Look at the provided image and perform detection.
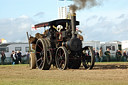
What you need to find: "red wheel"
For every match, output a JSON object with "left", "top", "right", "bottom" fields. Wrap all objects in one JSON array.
[
  {"left": 82, "top": 46, "right": 95, "bottom": 69},
  {"left": 35, "top": 38, "right": 51, "bottom": 70},
  {"left": 55, "top": 46, "right": 68, "bottom": 70}
]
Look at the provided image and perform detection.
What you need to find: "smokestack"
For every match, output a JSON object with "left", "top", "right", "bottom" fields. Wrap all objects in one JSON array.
[{"left": 71, "top": 12, "right": 76, "bottom": 38}]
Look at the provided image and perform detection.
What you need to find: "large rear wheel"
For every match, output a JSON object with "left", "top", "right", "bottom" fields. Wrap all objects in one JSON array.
[
  {"left": 35, "top": 38, "right": 51, "bottom": 70},
  {"left": 55, "top": 46, "right": 68, "bottom": 70},
  {"left": 82, "top": 46, "right": 95, "bottom": 69},
  {"left": 44, "top": 38, "right": 52, "bottom": 65}
]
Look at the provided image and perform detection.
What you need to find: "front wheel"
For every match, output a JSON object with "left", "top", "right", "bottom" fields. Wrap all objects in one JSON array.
[
  {"left": 55, "top": 46, "right": 69, "bottom": 70},
  {"left": 82, "top": 46, "right": 95, "bottom": 69},
  {"left": 29, "top": 52, "right": 36, "bottom": 69}
]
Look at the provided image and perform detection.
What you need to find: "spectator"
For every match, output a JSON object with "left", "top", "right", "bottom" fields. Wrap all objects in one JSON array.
[
  {"left": 1, "top": 51, "right": 6, "bottom": 65},
  {"left": 15, "top": 52, "right": 19, "bottom": 64},
  {"left": 116, "top": 50, "right": 118, "bottom": 61},
  {"left": 116, "top": 50, "right": 122, "bottom": 61},
  {"left": 93, "top": 48, "right": 95, "bottom": 57},
  {"left": 123, "top": 50, "right": 127, "bottom": 62},
  {"left": 17, "top": 51, "right": 22, "bottom": 64},
  {"left": 95, "top": 51, "right": 100, "bottom": 62},
  {"left": 99, "top": 48, "right": 103, "bottom": 62},
  {"left": 127, "top": 51, "right": 128, "bottom": 62},
  {"left": 104, "top": 48, "right": 110, "bottom": 62},
  {"left": 11, "top": 51, "right": 17, "bottom": 65},
  {"left": 26, "top": 51, "right": 30, "bottom": 64}
]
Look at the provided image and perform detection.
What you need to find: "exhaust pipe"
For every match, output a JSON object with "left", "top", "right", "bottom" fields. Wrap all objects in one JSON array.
[{"left": 71, "top": 12, "right": 76, "bottom": 38}]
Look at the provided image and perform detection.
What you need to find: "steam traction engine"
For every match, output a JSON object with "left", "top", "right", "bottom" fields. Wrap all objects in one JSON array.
[{"left": 29, "top": 13, "right": 95, "bottom": 70}]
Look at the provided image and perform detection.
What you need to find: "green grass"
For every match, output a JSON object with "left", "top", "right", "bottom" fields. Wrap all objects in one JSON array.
[
  {"left": 0, "top": 62, "right": 128, "bottom": 85},
  {"left": 95, "top": 62, "right": 128, "bottom": 64}
]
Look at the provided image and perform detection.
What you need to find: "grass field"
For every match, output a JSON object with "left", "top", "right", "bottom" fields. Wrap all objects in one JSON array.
[{"left": 0, "top": 62, "right": 128, "bottom": 85}]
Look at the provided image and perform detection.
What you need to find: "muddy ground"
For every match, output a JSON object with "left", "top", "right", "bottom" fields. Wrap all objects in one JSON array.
[{"left": 0, "top": 62, "right": 128, "bottom": 85}]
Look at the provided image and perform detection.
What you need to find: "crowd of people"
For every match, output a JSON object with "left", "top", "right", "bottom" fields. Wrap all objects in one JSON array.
[
  {"left": 94, "top": 48, "right": 128, "bottom": 62},
  {"left": 1, "top": 48, "right": 128, "bottom": 65},
  {"left": 10, "top": 50, "right": 30, "bottom": 65},
  {"left": 0, "top": 51, "right": 30, "bottom": 65},
  {"left": 11, "top": 50, "right": 22, "bottom": 64}
]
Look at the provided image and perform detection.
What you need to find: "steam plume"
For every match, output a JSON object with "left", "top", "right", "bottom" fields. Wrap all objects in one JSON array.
[{"left": 70, "top": 0, "right": 102, "bottom": 12}]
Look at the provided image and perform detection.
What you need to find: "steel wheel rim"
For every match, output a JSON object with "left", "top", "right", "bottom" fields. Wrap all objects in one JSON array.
[
  {"left": 47, "top": 50, "right": 52, "bottom": 65},
  {"left": 83, "top": 47, "right": 95, "bottom": 69},
  {"left": 57, "top": 48, "right": 65, "bottom": 69},
  {"left": 35, "top": 40, "right": 45, "bottom": 69},
  {"left": 56, "top": 46, "right": 68, "bottom": 70}
]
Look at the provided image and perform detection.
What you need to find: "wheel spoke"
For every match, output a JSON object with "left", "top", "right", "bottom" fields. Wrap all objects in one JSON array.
[
  {"left": 37, "top": 44, "right": 43, "bottom": 51},
  {"left": 58, "top": 52, "right": 61, "bottom": 57},
  {"left": 59, "top": 60, "right": 64, "bottom": 68},
  {"left": 58, "top": 56, "right": 61, "bottom": 61},
  {"left": 36, "top": 51, "right": 41, "bottom": 54},
  {"left": 59, "top": 49, "right": 62, "bottom": 56},
  {"left": 39, "top": 61, "right": 43, "bottom": 68},
  {"left": 62, "top": 52, "right": 65, "bottom": 57},
  {"left": 40, "top": 51, "right": 44, "bottom": 56},
  {"left": 37, "top": 57, "right": 42, "bottom": 62}
]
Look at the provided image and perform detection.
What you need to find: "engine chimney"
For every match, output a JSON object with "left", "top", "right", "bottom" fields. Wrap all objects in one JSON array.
[
  {"left": 66, "top": 11, "right": 82, "bottom": 51},
  {"left": 71, "top": 12, "right": 76, "bottom": 38}
]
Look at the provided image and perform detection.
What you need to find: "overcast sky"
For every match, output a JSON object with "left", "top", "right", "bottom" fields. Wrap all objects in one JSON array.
[{"left": 0, "top": 0, "right": 128, "bottom": 42}]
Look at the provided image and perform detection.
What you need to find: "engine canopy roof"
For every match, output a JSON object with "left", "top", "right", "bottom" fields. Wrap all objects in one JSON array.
[{"left": 35, "top": 19, "right": 79, "bottom": 28}]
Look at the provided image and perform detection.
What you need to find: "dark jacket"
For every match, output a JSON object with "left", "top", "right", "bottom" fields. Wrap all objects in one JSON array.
[
  {"left": 104, "top": 51, "right": 110, "bottom": 57},
  {"left": 1, "top": 52, "right": 6, "bottom": 60}
]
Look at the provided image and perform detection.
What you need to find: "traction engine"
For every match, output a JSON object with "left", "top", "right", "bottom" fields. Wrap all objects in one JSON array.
[{"left": 29, "top": 13, "right": 95, "bottom": 70}]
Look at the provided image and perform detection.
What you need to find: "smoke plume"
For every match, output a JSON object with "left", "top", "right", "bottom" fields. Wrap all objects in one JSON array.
[{"left": 70, "top": 0, "right": 102, "bottom": 12}]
